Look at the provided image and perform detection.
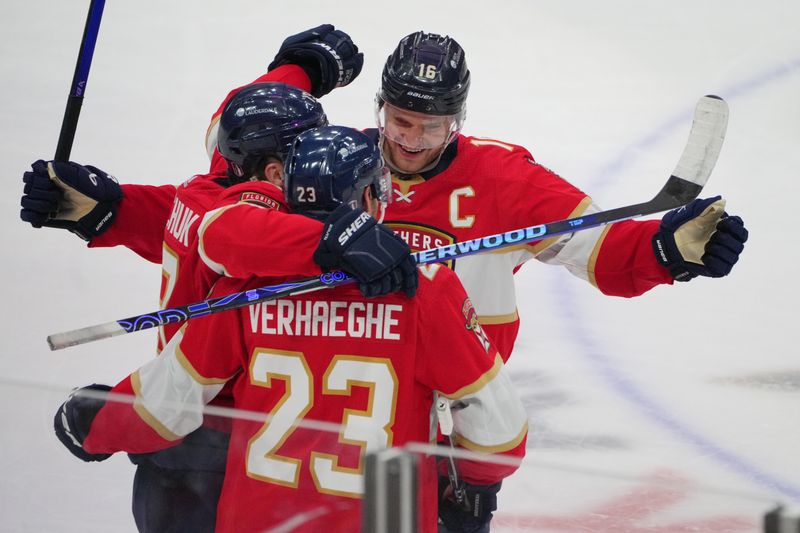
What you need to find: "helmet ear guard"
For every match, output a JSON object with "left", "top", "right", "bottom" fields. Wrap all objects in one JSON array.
[{"left": 217, "top": 82, "right": 328, "bottom": 179}]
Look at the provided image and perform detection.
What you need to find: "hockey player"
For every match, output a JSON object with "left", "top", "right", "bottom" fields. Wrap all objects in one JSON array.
[
  {"left": 173, "top": 36, "right": 749, "bottom": 529},
  {"left": 22, "top": 27, "right": 414, "bottom": 533},
  {"left": 24, "top": 27, "right": 748, "bottom": 528},
  {"left": 369, "top": 31, "right": 749, "bottom": 359},
  {"left": 19, "top": 24, "right": 363, "bottom": 263},
  {"left": 123, "top": 81, "right": 320, "bottom": 533},
  {"left": 21, "top": 28, "right": 749, "bottom": 360},
  {"left": 20, "top": 25, "right": 416, "bottom": 313},
  {"left": 42, "top": 82, "right": 414, "bottom": 533},
  {"left": 193, "top": 31, "right": 750, "bottom": 361},
  {"left": 53, "top": 126, "right": 528, "bottom": 533}
]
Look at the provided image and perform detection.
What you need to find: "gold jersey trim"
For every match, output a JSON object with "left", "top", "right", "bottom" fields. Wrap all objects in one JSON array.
[
  {"left": 176, "top": 344, "right": 232, "bottom": 385},
  {"left": 587, "top": 225, "right": 613, "bottom": 289},
  {"left": 478, "top": 310, "right": 519, "bottom": 325},
  {"left": 445, "top": 354, "right": 504, "bottom": 399},
  {"left": 391, "top": 174, "right": 425, "bottom": 196},
  {"left": 198, "top": 204, "right": 239, "bottom": 277}
]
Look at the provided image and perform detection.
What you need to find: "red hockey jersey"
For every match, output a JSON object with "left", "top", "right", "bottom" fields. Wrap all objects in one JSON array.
[
  {"left": 156, "top": 173, "right": 230, "bottom": 350},
  {"left": 89, "top": 65, "right": 673, "bottom": 364},
  {"left": 87, "top": 64, "right": 316, "bottom": 351},
  {"left": 87, "top": 63, "right": 313, "bottom": 263},
  {"left": 195, "top": 183, "right": 323, "bottom": 282},
  {"left": 191, "top": 133, "right": 673, "bottom": 361},
  {"left": 83, "top": 265, "right": 528, "bottom": 533},
  {"left": 382, "top": 134, "right": 672, "bottom": 359}
]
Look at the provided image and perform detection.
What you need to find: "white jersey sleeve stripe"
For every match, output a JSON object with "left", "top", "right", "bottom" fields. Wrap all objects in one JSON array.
[
  {"left": 455, "top": 422, "right": 528, "bottom": 454},
  {"left": 131, "top": 371, "right": 183, "bottom": 442},
  {"left": 134, "top": 329, "right": 228, "bottom": 437},
  {"left": 506, "top": 199, "right": 609, "bottom": 285},
  {"left": 524, "top": 196, "right": 596, "bottom": 257},
  {"left": 586, "top": 225, "right": 613, "bottom": 288},
  {"left": 447, "top": 356, "right": 529, "bottom": 450}
]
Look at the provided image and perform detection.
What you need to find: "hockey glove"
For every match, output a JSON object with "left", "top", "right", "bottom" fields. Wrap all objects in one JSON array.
[
  {"left": 53, "top": 384, "right": 113, "bottom": 463},
  {"left": 438, "top": 476, "right": 501, "bottom": 533},
  {"left": 314, "top": 205, "right": 418, "bottom": 298},
  {"left": 21, "top": 159, "right": 123, "bottom": 241},
  {"left": 267, "top": 24, "right": 363, "bottom": 98},
  {"left": 653, "top": 196, "right": 748, "bottom": 281}
]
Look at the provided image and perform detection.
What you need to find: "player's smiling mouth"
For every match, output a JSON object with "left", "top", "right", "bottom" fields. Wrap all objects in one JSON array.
[{"left": 399, "top": 145, "right": 424, "bottom": 154}]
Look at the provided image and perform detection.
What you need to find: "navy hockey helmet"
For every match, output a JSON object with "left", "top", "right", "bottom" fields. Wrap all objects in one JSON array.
[
  {"left": 284, "top": 126, "right": 391, "bottom": 220},
  {"left": 217, "top": 82, "right": 328, "bottom": 178},
  {"left": 377, "top": 31, "right": 471, "bottom": 116}
]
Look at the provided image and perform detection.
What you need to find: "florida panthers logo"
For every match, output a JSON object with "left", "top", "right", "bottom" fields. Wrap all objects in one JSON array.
[
  {"left": 386, "top": 221, "right": 456, "bottom": 268},
  {"left": 461, "top": 298, "right": 491, "bottom": 354}
]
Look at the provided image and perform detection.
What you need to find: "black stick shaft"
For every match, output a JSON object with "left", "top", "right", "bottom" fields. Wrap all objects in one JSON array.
[{"left": 54, "top": 0, "right": 106, "bottom": 161}]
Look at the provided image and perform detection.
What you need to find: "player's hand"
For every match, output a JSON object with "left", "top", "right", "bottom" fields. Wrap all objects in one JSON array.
[
  {"left": 53, "top": 384, "right": 113, "bottom": 463},
  {"left": 438, "top": 476, "right": 501, "bottom": 533},
  {"left": 652, "top": 196, "right": 748, "bottom": 281},
  {"left": 21, "top": 160, "right": 123, "bottom": 241},
  {"left": 268, "top": 24, "right": 363, "bottom": 98},
  {"left": 314, "top": 205, "right": 418, "bottom": 298}
]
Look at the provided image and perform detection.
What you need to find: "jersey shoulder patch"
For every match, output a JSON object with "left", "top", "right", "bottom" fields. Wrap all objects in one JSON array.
[
  {"left": 212, "top": 180, "right": 287, "bottom": 211},
  {"left": 461, "top": 296, "right": 492, "bottom": 354},
  {"left": 239, "top": 191, "right": 282, "bottom": 210}
]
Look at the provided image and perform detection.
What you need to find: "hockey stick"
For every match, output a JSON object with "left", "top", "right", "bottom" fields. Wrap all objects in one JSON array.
[
  {"left": 435, "top": 396, "right": 471, "bottom": 511},
  {"left": 47, "top": 95, "right": 728, "bottom": 350},
  {"left": 54, "top": 0, "right": 106, "bottom": 161}
]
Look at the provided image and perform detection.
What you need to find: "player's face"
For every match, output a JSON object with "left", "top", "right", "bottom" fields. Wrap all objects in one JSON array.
[{"left": 380, "top": 104, "right": 455, "bottom": 174}]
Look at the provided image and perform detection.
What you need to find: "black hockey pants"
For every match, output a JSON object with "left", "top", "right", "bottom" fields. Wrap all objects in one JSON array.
[{"left": 127, "top": 426, "right": 229, "bottom": 533}]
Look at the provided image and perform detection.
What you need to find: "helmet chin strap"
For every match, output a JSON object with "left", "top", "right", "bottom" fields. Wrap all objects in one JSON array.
[
  {"left": 376, "top": 201, "right": 387, "bottom": 223},
  {"left": 362, "top": 186, "right": 386, "bottom": 222}
]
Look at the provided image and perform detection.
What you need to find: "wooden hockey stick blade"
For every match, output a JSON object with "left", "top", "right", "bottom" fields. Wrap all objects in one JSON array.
[{"left": 47, "top": 95, "right": 727, "bottom": 351}]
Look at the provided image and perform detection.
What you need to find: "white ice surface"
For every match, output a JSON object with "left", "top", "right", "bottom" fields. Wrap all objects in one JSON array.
[{"left": 1, "top": 1, "right": 798, "bottom": 531}]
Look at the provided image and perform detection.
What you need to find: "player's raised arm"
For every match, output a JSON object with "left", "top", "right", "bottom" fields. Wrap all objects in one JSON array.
[{"left": 206, "top": 24, "right": 363, "bottom": 171}]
